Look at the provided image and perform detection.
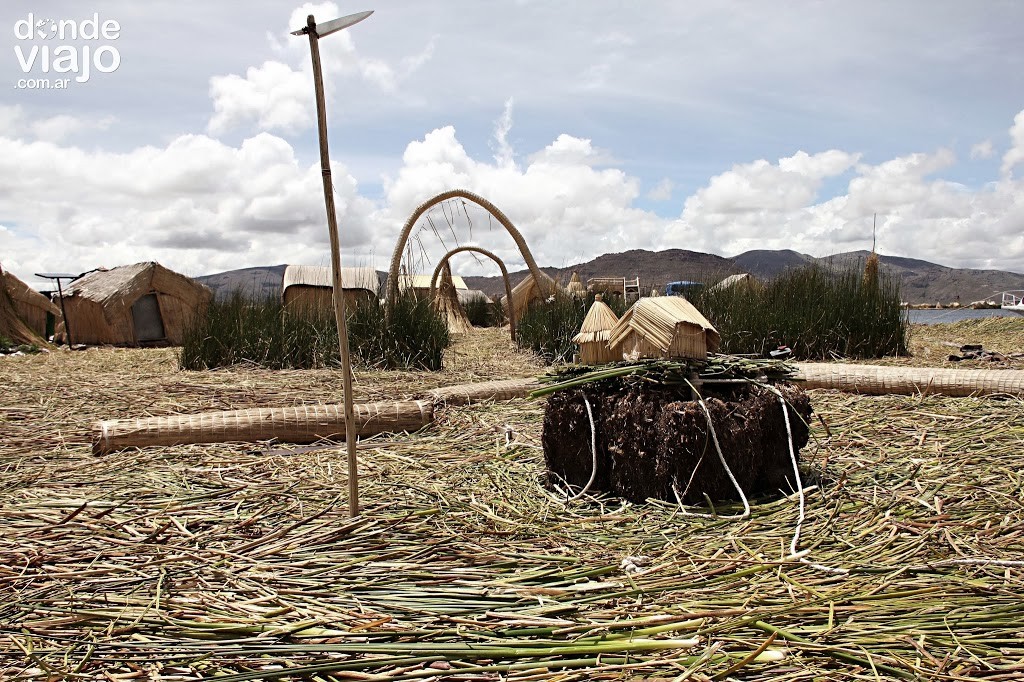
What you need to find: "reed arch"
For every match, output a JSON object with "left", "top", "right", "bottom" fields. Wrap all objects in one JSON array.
[
  {"left": 386, "top": 189, "right": 553, "bottom": 306},
  {"left": 429, "top": 246, "right": 517, "bottom": 339}
]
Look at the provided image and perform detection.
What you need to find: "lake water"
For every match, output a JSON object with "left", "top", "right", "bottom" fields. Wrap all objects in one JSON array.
[{"left": 908, "top": 308, "right": 1024, "bottom": 325}]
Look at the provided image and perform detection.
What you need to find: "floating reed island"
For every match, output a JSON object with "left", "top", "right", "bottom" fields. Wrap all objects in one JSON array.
[
  {"left": 3, "top": 328, "right": 1024, "bottom": 680},
  {"left": 537, "top": 357, "right": 811, "bottom": 505}
]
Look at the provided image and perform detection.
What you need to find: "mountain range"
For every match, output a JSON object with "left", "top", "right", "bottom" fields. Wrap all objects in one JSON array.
[{"left": 195, "top": 249, "right": 1024, "bottom": 305}]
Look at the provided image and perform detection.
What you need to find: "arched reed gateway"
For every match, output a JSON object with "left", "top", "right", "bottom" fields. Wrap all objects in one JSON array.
[
  {"left": 385, "top": 189, "right": 556, "bottom": 317},
  {"left": 428, "top": 245, "right": 517, "bottom": 338}
]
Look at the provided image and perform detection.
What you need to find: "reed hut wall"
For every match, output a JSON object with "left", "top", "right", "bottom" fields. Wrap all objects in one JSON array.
[
  {"left": 579, "top": 339, "right": 620, "bottom": 364},
  {"left": 281, "top": 265, "right": 379, "bottom": 313},
  {"left": 57, "top": 262, "right": 212, "bottom": 346},
  {"left": 3, "top": 270, "right": 59, "bottom": 339}
]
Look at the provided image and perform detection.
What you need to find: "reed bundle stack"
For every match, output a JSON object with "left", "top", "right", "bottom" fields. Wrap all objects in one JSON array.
[{"left": 433, "top": 262, "right": 473, "bottom": 334}]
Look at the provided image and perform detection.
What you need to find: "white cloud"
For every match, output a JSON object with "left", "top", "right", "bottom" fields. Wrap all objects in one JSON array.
[
  {"left": 1001, "top": 110, "right": 1024, "bottom": 177},
  {"left": 206, "top": 2, "right": 433, "bottom": 137},
  {"left": 4, "top": 106, "right": 1024, "bottom": 286},
  {"left": 491, "top": 97, "right": 516, "bottom": 169},
  {"left": 647, "top": 178, "right": 673, "bottom": 201},
  {"left": 0, "top": 130, "right": 374, "bottom": 279},
  {"left": 970, "top": 139, "right": 994, "bottom": 160}
]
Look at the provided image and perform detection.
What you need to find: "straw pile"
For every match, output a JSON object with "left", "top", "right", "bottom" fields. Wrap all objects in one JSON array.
[
  {"left": 609, "top": 296, "right": 720, "bottom": 360},
  {"left": 2, "top": 328, "right": 1024, "bottom": 679},
  {"left": 571, "top": 294, "right": 620, "bottom": 364},
  {"left": 434, "top": 262, "right": 473, "bottom": 334}
]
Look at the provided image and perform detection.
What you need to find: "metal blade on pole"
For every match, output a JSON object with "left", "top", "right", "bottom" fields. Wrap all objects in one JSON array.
[{"left": 291, "top": 10, "right": 372, "bottom": 36}]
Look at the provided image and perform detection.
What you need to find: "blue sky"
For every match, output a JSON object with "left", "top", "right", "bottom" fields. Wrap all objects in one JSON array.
[{"left": 2, "top": 0, "right": 1023, "bottom": 287}]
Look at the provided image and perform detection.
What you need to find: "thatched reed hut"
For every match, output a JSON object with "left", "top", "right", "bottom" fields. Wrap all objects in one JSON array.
[
  {"left": 0, "top": 264, "right": 46, "bottom": 346},
  {"left": 282, "top": 265, "right": 379, "bottom": 312},
  {"left": 566, "top": 271, "right": 586, "bottom": 298},
  {"left": 3, "top": 269, "right": 59, "bottom": 340},
  {"left": 399, "top": 273, "right": 468, "bottom": 299},
  {"left": 505, "top": 271, "right": 560, "bottom": 324},
  {"left": 609, "top": 296, "right": 720, "bottom": 361},
  {"left": 57, "top": 262, "right": 212, "bottom": 346},
  {"left": 434, "top": 263, "right": 473, "bottom": 334},
  {"left": 708, "top": 273, "right": 755, "bottom": 292},
  {"left": 457, "top": 289, "right": 491, "bottom": 305},
  {"left": 572, "top": 295, "right": 620, "bottom": 364}
]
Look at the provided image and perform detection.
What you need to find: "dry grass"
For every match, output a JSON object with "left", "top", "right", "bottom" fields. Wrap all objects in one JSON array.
[{"left": 1, "top": 326, "right": 1023, "bottom": 680}]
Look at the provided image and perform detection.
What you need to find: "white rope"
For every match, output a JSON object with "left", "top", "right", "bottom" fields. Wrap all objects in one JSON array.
[
  {"left": 546, "top": 394, "right": 601, "bottom": 503},
  {"left": 673, "top": 389, "right": 750, "bottom": 520},
  {"left": 563, "top": 395, "right": 600, "bottom": 501},
  {"left": 760, "top": 382, "right": 848, "bottom": 574}
]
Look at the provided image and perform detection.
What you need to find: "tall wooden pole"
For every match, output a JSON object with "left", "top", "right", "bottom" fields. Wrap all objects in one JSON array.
[{"left": 305, "top": 14, "right": 360, "bottom": 517}]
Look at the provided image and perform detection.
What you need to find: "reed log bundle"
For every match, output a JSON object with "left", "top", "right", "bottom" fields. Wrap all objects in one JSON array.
[
  {"left": 93, "top": 400, "right": 434, "bottom": 455},
  {"left": 794, "top": 363, "right": 1024, "bottom": 397}
]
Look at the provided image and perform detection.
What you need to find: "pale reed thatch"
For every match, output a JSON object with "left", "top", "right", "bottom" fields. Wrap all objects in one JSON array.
[
  {"left": 708, "top": 272, "right": 755, "bottom": 292},
  {"left": 3, "top": 269, "right": 59, "bottom": 340},
  {"left": 399, "top": 273, "right": 469, "bottom": 295},
  {"left": 566, "top": 271, "right": 586, "bottom": 298},
  {"left": 0, "top": 264, "right": 45, "bottom": 346},
  {"left": 794, "top": 363, "right": 1024, "bottom": 398},
  {"left": 863, "top": 251, "right": 880, "bottom": 289},
  {"left": 508, "top": 271, "right": 560, "bottom": 324},
  {"left": 282, "top": 265, "right": 379, "bottom": 311},
  {"left": 57, "top": 262, "right": 212, "bottom": 346},
  {"left": 93, "top": 400, "right": 434, "bottom": 455},
  {"left": 572, "top": 295, "right": 620, "bottom": 364},
  {"left": 609, "top": 296, "right": 720, "bottom": 361},
  {"left": 434, "top": 262, "right": 473, "bottom": 334}
]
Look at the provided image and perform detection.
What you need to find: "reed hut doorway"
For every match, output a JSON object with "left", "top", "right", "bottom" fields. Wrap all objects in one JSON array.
[{"left": 131, "top": 293, "right": 166, "bottom": 342}]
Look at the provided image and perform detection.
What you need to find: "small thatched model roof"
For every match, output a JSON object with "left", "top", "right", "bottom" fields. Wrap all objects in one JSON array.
[
  {"left": 566, "top": 271, "right": 586, "bottom": 297},
  {"left": 572, "top": 295, "right": 620, "bottom": 364},
  {"left": 0, "top": 264, "right": 46, "bottom": 346},
  {"left": 572, "top": 295, "right": 619, "bottom": 345},
  {"left": 282, "top": 265, "right": 380, "bottom": 295},
  {"left": 709, "top": 273, "right": 754, "bottom": 292},
  {"left": 434, "top": 262, "right": 472, "bottom": 334},
  {"left": 609, "top": 296, "right": 720, "bottom": 360}
]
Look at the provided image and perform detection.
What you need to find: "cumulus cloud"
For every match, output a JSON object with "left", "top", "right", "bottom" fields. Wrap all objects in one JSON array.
[
  {"left": 0, "top": 106, "right": 116, "bottom": 143},
  {"left": 491, "top": 97, "right": 516, "bottom": 169},
  {"left": 970, "top": 139, "right": 994, "bottom": 160},
  {"left": 1001, "top": 110, "right": 1024, "bottom": 177},
  {"left": 206, "top": 2, "right": 434, "bottom": 137},
  {"left": 4, "top": 107, "right": 1024, "bottom": 285},
  {"left": 0, "top": 129, "right": 374, "bottom": 279},
  {"left": 647, "top": 178, "right": 673, "bottom": 201}
]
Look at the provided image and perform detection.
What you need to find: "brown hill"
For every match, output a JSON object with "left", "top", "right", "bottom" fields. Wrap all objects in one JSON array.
[{"left": 195, "top": 250, "right": 1024, "bottom": 306}]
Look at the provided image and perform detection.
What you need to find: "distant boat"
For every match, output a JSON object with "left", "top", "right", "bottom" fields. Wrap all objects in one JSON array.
[{"left": 1001, "top": 291, "right": 1024, "bottom": 314}]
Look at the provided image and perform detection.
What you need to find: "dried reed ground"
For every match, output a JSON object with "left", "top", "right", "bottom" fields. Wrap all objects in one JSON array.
[{"left": 1, "top": 325, "right": 1023, "bottom": 680}]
